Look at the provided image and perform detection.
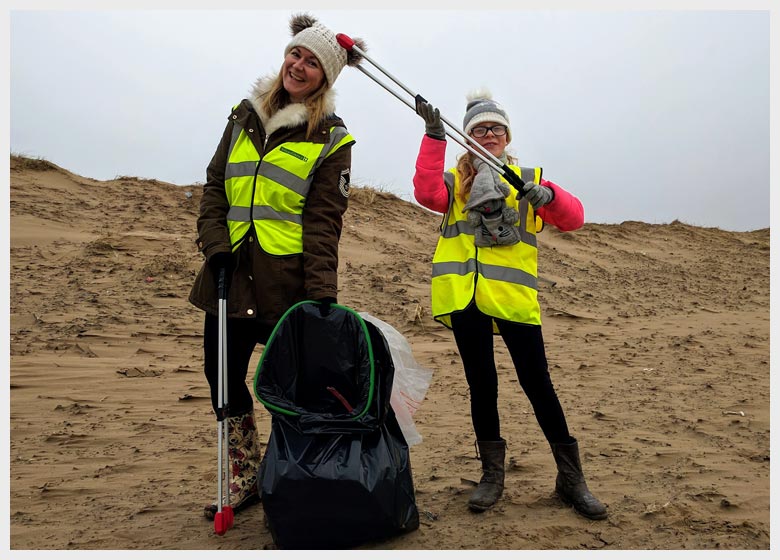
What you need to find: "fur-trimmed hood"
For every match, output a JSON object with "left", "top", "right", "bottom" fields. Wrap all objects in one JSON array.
[{"left": 248, "top": 75, "right": 338, "bottom": 137}]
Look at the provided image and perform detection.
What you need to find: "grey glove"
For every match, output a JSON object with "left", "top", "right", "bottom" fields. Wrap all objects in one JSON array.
[
  {"left": 416, "top": 100, "right": 445, "bottom": 140},
  {"left": 522, "top": 182, "right": 554, "bottom": 209}
]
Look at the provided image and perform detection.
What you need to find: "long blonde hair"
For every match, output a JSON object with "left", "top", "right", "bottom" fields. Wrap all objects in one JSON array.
[
  {"left": 261, "top": 68, "right": 331, "bottom": 139},
  {"left": 455, "top": 151, "right": 517, "bottom": 203}
]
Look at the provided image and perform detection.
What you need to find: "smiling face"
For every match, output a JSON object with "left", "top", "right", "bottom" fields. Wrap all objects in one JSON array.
[
  {"left": 282, "top": 46, "right": 326, "bottom": 102},
  {"left": 469, "top": 121, "right": 509, "bottom": 158}
]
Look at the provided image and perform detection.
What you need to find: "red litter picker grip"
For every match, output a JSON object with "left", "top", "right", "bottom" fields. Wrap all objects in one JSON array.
[{"left": 336, "top": 33, "right": 354, "bottom": 50}]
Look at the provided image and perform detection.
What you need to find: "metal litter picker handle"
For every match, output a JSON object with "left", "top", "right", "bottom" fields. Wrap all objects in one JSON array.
[
  {"left": 214, "top": 267, "right": 234, "bottom": 535},
  {"left": 335, "top": 33, "right": 529, "bottom": 195}
]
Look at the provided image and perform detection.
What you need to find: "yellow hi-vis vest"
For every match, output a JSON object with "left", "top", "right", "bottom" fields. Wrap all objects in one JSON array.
[
  {"left": 224, "top": 120, "right": 354, "bottom": 256},
  {"left": 432, "top": 164, "right": 543, "bottom": 332}
]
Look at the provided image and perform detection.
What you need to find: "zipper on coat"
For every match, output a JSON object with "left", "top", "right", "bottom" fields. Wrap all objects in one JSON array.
[{"left": 249, "top": 161, "right": 261, "bottom": 221}]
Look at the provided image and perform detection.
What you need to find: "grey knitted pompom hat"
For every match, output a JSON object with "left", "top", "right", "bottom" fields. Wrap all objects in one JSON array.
[{"left": 462, "top": 88, "right": 512, "bottom": 142}]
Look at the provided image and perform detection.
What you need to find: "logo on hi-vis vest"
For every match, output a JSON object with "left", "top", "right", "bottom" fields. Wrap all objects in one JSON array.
[
  {"left": 279, "top": 146, "right": 309, "bottom": 162},
  {"left": 339, "top": 168, "right": 351, "bottom": 198}
]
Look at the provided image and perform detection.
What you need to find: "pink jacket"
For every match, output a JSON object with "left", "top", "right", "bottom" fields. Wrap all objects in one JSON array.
[{"left": 413, "top": 135, "right": 584, "bottom": 232}]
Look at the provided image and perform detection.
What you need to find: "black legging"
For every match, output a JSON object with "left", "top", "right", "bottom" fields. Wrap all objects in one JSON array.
[
  {"left": 203, "top": 313, "right": 273, "bottom": 418},
  {"left": 450, "top": 304, "right": 571, "bottom": 444}
]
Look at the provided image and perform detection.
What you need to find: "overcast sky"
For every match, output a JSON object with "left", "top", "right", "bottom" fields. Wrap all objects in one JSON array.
[{"left": 6, "top": 7, "right": 772, "bottom": 232}]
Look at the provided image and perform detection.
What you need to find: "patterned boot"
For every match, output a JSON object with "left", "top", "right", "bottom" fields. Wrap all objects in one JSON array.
[{"left": 203, "top": 411, "right": 262, "bottom": 519}]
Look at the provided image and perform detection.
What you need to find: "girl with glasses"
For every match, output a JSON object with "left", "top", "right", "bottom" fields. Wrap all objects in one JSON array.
[{"left": 412, "top": 89, "right": 607, "bottom": 520}]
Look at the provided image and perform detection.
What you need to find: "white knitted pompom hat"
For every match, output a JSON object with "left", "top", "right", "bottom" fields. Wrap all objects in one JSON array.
[{"left": 285, "top": 13, "right": 366, "bottom": 87}]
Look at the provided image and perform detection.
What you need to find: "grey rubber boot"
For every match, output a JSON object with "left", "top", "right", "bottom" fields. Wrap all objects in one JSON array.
[
  {"left": 550, "top": 438, "right": 608, "bottom": 520},
  {"left": 468, "top": 439, "right": 506, "bottom": 512}
]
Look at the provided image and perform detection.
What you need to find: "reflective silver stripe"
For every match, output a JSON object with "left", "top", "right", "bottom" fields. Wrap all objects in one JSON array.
[
  {"left": 432, "top": 259, "right": 477, "bottom": 278},
  {"left": 516, "top": 167, "right": 539, "bottom": 247},
  {"left": 225, "top": 124, "right": 258, "bottom": 181},
  {"left": 432, "top": 259, "right": 537, "bottom": 290},
  {"left": 325, "top": 126, "right": 351, "bottom": 154},
  {"left": 331, "top": 125, "right": 350, "bottom": 144},
  {"left": 312, "top": 126, "right": 350, "bottom": 171},
  {"left": 252, "top": 126, "right": 350, "bottom": 197},
  {"left": 516, "top": 197, "right": 537, "bottom": 248},
  {"left": 226, "top": 205, "right": 251, "bottom": 222},
  {"left": 479, "top": 262, "right": 537, "bottom": 290},
  {"left": 225, "top": 161, "right": 258, "bottom": 181},
  {"left": 440, "top": 172, "right": 457, "bottom": 232},
  {"left": 251, "top": 205, "right": 302, "bottom": 225},
  {"left": 443, "top": 214, "right": 537, "bottom": 247},
  {"left": 257, "top": 160, "right": 309, "bottom": 197},
  {"left": 444, "top": 171, "right": 455, "bottom": 191},
  {"left": 225, "top": 205, "right": 302, "bottom": 225},
  {"left": 442, "top": 220, "right": 474, "bottom": 238},
  {"left": 441, "top": 169, "right": 537, "bottom": 247},
  {"left": 228, "top": 122, "right": 242, "bottom": 153}
]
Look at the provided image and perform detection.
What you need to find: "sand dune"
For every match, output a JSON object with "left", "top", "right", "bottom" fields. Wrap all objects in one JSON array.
[{"left": 8, "top": 155, "right": 770, "bottom": 550}]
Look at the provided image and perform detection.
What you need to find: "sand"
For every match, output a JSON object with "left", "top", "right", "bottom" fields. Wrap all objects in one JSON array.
[{"left": 7, "top": 155, "right": 770, "bottom": 551}]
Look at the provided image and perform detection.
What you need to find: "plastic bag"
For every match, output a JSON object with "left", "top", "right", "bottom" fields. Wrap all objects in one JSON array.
[
  {"left": 255, "top": 302, "right": 392, "bottom": 434},
  {"left": 359, "top": 312, "right": 433, "bottom": 446},
  {"left": 255, "top": 302, "right": 420, "bottom": 549},
  {"left": 259, "top": 413, "right": 419, "bottom": 549}
]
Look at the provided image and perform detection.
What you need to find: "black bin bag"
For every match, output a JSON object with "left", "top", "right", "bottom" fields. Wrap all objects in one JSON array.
[{"left": 253, "top": 301, "right": 420, "bottom": 549}]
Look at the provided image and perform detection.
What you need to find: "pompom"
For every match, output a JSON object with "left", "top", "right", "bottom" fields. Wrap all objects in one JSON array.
[
  {"left": 466, "top": 88, "right": 494, "bottom": 110},
  {"left": 289, "top": 12, "right": 317, "bottom": 36},
  {"left": 346, "top": 37, "right": 368, "bottom": 67},
  {"left": 466, "top": 87, "right": 493, "bottom": 102}
]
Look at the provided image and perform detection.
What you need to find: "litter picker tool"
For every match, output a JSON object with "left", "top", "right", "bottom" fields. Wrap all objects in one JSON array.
[
  {"left": 213, "top": 267, "right": 234, "bottom": 536},
  {"left": 335, "top": 33, "right": 530, "bottom": 196}
]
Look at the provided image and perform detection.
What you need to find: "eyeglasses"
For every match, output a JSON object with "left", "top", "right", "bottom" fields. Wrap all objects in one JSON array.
[{"left": 470, "top": 125, "right": 507, "bottom": 138}]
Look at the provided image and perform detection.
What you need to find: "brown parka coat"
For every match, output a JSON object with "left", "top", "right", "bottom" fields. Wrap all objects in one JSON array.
[{"left": 188, "top": 76, "right": 353, "bottom": 327}]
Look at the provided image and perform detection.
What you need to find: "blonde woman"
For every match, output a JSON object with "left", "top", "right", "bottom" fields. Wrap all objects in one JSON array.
[{"left": 189, "top": 13, "right": 365, "bottom": 519}]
